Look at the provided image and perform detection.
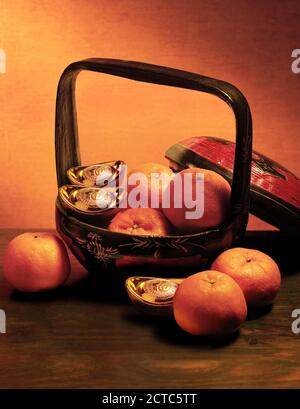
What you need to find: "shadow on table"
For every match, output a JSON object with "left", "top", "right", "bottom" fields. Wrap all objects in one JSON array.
[
  {"left": 246, "top": 304, "right": 273, "bottom": 320},
  {"left": 11, "top": 273, "right": 130, "bottom": 305},
  {"left": 122, "top": 310, "right": 240, "bottom": 348}
]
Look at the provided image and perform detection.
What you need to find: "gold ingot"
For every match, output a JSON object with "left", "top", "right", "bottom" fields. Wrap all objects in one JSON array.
[
  {"left": 125, "top": 276, "right": 183, "bottom": 316},
  {"left": 67, "top": 160, "right": 124, "bottom": 188},
  {"left": 58, "top": 185, "right": 125, "bottom": 226}
]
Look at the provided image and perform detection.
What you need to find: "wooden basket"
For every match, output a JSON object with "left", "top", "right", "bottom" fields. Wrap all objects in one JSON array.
[{"left": 55, "top": 59, "right": 252, "bottom": 274}]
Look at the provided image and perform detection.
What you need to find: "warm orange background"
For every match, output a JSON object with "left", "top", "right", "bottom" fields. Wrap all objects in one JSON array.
[{"left": 0, "top": 0, "right": 299, "bottom": 229}]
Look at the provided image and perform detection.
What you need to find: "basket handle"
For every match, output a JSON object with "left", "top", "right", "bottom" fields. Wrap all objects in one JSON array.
[{"left": 55, "top": 58, "right": 252, "bottom": 234}]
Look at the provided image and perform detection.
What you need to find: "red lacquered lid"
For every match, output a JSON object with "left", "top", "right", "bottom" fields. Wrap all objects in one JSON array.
[{"left": 165, "top": 136, "right": 300, "bottom": 238}]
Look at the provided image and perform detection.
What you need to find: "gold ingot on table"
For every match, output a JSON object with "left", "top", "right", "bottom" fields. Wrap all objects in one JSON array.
[
  {"left": 125, "top": 276, "right": 183, "bottom": 316},
  {"left": 67, "top": 160, "right": 125, "bottom": 188}
]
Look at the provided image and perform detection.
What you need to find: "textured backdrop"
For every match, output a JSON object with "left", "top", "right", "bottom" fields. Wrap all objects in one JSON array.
[{"left": 0, "top": 0, "right": 299, "bottom": 229}]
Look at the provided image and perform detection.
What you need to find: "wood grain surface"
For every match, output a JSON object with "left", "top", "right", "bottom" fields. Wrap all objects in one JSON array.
[{"left": 0, "top": 229, "right": 299, "bottom": 388}]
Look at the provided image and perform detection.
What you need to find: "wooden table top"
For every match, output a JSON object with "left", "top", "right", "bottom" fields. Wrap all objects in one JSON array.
[{"left": 0, "top": 229, "right": 299, "bottom": 389}]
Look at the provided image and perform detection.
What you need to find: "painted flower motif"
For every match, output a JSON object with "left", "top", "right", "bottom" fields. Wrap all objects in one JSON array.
[
  {"left": 61, "top": 218, "right": 209, "bottom": 262},
  {"left": 76, "top": 232, "right": 120, "bottom": 267}
]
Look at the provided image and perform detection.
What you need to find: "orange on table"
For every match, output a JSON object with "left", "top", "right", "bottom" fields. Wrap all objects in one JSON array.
[
  {"left": 3, "top": 232, "right": 70, "bottom": 292},
  {"left": 173, "top": 270, "right": 247, "bottom": 336},
  {"left": 211, "top": 247, "right": 281, "bottom": 307}
]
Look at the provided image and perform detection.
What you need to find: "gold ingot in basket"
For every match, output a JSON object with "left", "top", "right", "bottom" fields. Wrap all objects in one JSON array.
[
  {"left": 67, "top": 160, "right": 125, "bottom": 188},
  {"left": 58, "top": 185, "right": 125, "bottom": 225}
]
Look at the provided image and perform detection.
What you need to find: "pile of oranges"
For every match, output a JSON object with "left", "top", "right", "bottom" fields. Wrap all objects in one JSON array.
[{"left": 108, "top": 162, "right": 231, "bottom": 235}]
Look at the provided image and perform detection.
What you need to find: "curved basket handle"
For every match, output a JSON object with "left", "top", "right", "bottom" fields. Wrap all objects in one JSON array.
[{"left": 55, "top": 58, "right": 252, "bottom": 236}]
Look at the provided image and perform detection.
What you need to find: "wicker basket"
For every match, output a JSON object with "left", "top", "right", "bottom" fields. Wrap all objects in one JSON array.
[{"left": 55, "top": 59, "right": 252, "bottom": 274}]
